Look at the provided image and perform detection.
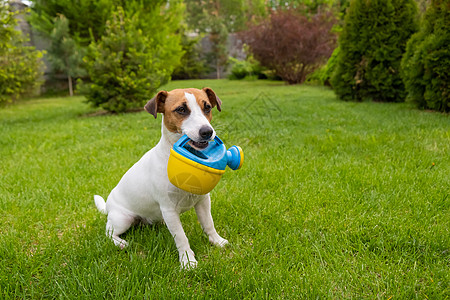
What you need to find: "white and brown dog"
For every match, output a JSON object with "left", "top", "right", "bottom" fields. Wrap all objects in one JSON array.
[{"left": 94, "top": 88, "right": 228, "bottom": 269}]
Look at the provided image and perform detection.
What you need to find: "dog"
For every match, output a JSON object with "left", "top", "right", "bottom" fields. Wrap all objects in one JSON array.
[{"left": 94, "top": 88, "right": 228, "bottom": 269}]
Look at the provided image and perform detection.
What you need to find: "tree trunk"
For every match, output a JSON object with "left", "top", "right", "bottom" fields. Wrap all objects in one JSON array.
[
  {"left": 216, "top": 60, "right": 220, "bottom": 79},
  {"left": 68, "top": 74, "right": 73, "bottom": 97}
]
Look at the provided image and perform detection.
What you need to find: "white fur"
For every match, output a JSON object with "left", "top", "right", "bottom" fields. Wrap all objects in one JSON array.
[
  {"left": 181, "top": 92, "right": 216, "bottom": 142},
  {"left": 94, "top": 91, "right": 227, "bottom": 269}
]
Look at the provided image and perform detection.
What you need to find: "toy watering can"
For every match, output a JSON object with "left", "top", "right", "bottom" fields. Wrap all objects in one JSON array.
[{"left": 167, "top": 135, "right": 243, "bottom": 194}]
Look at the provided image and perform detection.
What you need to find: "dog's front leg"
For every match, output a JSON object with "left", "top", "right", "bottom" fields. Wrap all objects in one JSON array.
[
  {"left": 161, "top": 209, "right": 197, "bottom": 269},
  {"left": 195, "top": 195, "right": 229, "bottom": 247}
]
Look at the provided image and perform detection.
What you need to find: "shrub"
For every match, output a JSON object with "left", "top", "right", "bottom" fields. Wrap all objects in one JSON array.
[
  {"left": 0, "top": 3, "right": 44, "bottom": 104},
  {"left": 331, "top": 0, "right": 418, "bottom": 102},
  {"left": 228, "top": 55, "right": 264, "bottom": 80},
  {"left": 81, "top": 5, "right": 183, "bottom": 113},
  {"left": 401, "top": 0, "right": 450, "bottom": 112},
  {"left": 171, "top": 32, "right": 210, "bottom": 80},
  {"left": 306, "top": 46, "right": 340, "bottom": 86},
  {"left": 240, "top": 8, "right": 337, "bottom": 84}
]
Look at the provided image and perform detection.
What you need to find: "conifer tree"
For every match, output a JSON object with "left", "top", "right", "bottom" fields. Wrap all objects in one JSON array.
[
  {"left": 81, "top": 5, "right": 183, "bottom": 112},
  {"left": 331, "top": 0, "right": 418, "bottom": 102},
  {"left": 401, "top": 0, "right": 450, "bottom": 112},
  {"left": 47, "top": 14, "right": 85, "bottom": 97}
]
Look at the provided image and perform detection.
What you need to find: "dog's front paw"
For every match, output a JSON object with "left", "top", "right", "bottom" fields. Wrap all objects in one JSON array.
[
  {"left": 112, "top": 236, "right": 129, "bottom": 249},
  {"left": 179, "top": 250, "right": 198, "bottom": 270},
  {"left": 181, "top": 259, "right": 198, "bottom": 270},
  {"left": 219, "top": 238, "right": 229, "bottom": 247},
  {"left": 209, "top": 235, "right": 229, "bottom": 248},
  {"left": 217, "top": 238, "right": 229, "bottom": 247}
]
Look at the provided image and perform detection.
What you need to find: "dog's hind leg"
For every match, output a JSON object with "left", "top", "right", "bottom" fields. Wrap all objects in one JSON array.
[{"left": 105, "top": 210, "right": 135, "bottom": 249}]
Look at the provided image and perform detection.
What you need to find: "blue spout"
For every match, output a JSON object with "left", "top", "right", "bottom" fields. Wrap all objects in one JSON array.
[{"left": 226, "top": 145, "right": 244, "bottom": 170}]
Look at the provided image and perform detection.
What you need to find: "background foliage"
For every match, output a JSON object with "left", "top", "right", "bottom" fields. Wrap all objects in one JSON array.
[
  {"left": 47, "top": 14, "right": 85, "bottom": 97},
  {"left": 30, "top": 0, "right": 184, "bottom": 105},
  {"left": 401, "top": 0, "right": 450, "bottom": 112},
  {"left": 306, "top": 46, "right": 340, "bottom": 86},
  {"left": 241, "top": 8, "right": 337, "bottom": 84},
  {"left": 331, "top": 0, "right": 418, "bottom": 102},
  {"left": 81, "top": 5, "right": 183, "bottom": 113},
  {"left": 30, "top": 0, "right": 111, "bottom": 46},
  {"left": 184, "top": 0, "right": 267, "bottom": 79},
  {"left": 171, "top": 29, "right": 211, "bottom": 80},
  {"left": 228, "top": 54, "right": 265, "bottom": 80},
  {"left": 0, "top": 0, "right": 448, "bottom": 113},
  {"left": 0, "top": 2, "right": 44, "bottom": 105}
]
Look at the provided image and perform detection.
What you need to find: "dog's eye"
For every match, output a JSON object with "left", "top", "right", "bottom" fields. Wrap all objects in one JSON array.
[
  {"left": 204, "top": 104, "right": 212, "bottom": 114},
  {"left": 175, "top": 106, "right": 188, "bottom": 115}
]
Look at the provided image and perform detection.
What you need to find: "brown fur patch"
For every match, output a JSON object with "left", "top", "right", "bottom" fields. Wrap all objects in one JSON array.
[
  {"left": 203, "top": 87, "right": 222, "bottom": 112},
  {"left": 161, "top": 88, "right": 215, "bottom": 133}
]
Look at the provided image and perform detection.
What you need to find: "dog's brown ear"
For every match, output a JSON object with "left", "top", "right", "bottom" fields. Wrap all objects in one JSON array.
[
  {"left": 144, "top": 91, "right": 168, "bottom": 119},
  {"left": 203, "top": 87, "right": 222, "bottom": 112}
]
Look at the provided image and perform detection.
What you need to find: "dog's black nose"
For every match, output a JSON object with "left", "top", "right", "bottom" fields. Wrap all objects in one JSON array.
[{"left": 199, "top": 126, "right": 213, "bottom": 140}]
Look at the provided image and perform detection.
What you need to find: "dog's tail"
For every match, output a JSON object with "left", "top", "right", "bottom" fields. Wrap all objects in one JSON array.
[{"left": 94, "top": 195, "right": 107, "bottom": 215}]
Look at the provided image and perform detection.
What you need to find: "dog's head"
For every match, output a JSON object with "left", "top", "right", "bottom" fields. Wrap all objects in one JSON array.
[{"left": 144, "top": 88, "right": 222, "bottom": 149}]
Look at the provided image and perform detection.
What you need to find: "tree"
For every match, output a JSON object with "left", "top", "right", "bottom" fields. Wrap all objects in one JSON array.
[
  {"left": 29, "top": 0, "right": 111, "bottom": 92},
  {"left": 402, "top": 0, "right": 450, "bottom": 112},
  {"left": 81, "top": 5, "right": 183, "bottom": 112},
  {"left": 30, "top": 0, "right": 184, "bottom": 46},
  {"left": 184, "top": 0, "right": 266, "bottom": 79},
  {"left": 330, "top": 0, "right": 418, "bottom": 102},
  {"left": 172, "top": 29, "right": 210, "bottom": 80},
  {"left": 401, "top": 0, "right": 450, "bottom": 112},
  {"left": 241, "top": 8, "right": 337, "bottom": 84},
  {"left": 47, "top": 14, "right": 85, "bottom": 96},
  {"left": 0, "top": 2, "right": 44, "bottom": 104},
  {"left": 30, "top": 0, "right": 184, "bottom": 97},
  {"left": 29, "top": 0, "right": 111, "bottom": 46}
]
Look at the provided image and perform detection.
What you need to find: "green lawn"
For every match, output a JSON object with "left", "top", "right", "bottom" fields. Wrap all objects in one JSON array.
[{"left": 1, "top": 79, "right": 449, "bottom": 298}]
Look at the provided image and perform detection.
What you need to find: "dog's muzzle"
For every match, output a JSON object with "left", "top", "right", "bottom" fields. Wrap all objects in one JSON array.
[
  {"left": 199, "top": 126, "right": 213, "bottom": 140},
  {"left": 189, "top": 126, "right": 214, "bottom": 149}
]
